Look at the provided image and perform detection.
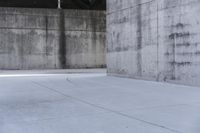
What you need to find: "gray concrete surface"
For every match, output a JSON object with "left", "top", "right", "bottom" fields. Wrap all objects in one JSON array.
[
  {"left": 0, "top": 7, "right": 106, "bottom": 70},
  {"left": 0, "top": 68, "right": 106, "bottom": 75},
  {"left": 107, "top": 0, "right": 200, "bottom": 86},
  {"left": 1, "top": 70, "right": 200, "bottom": 133}
]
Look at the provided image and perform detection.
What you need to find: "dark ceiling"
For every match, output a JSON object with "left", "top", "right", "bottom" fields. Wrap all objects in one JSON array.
[{"left": 0, "top": 0, "right": 106, "bottom": 10}]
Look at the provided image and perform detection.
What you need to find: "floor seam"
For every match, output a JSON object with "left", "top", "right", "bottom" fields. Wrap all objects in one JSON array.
[
  {"left": 5, "top": 111, "right": 111, "bottom": 125},
  {"left": 31, "top": 81, "right": 183, "bottom": 133}
]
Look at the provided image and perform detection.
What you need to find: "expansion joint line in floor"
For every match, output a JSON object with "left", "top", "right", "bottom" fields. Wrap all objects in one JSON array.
[{"left": 31, "top": 81, "right": 183, "bottom": 133}]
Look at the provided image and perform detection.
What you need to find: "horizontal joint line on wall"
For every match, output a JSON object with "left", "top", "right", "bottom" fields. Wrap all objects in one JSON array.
[
  {"left": 0, "top": 13, "right": 105, "bottom": 20},
  {"left": 107, "top": 0, "right": 156, "bottom": 15},
  {"left": 0, "top": 27, "right": 105, "bottom": 32}
]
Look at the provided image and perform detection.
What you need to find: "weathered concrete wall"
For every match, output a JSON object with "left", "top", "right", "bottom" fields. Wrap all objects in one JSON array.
[
  {"left": 0, "top": 7, "right": 106, "bottom": 69},
  {"left": 107, "top": 0, "right": 200, "bottom": 86}
]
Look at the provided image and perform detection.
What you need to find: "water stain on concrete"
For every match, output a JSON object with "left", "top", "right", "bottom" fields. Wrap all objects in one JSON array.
[
  {"left": 136, "top": 0, "right": 142, "bottom": 77},
  {"left": 58, "top": 9, "right": 66, "bottom": 69},
  {"left": 169, "top": 61, "right": 192, "bottom": 67},
  {"left": 169, "top": 32, "right": 190, "bottom": 39}
]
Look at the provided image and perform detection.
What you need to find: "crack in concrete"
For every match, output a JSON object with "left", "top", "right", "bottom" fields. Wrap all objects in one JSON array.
[{"left": 32, "top": 81, "right": 183, "bottom": 133}]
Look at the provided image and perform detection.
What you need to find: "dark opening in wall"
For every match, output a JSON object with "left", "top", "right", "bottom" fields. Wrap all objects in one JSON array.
[{"left": 0, "top": 0, "right": 106, "bottom": 10}]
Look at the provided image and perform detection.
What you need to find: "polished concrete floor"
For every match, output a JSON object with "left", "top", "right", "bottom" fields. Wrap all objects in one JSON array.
[{"left": 0, "top": 69, "right": 200, "bottom": 133}]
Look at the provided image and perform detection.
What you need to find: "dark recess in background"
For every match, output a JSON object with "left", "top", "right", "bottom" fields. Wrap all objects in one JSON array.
[{"left": 0, "top": 0, "right": 106, "bottom": 10}]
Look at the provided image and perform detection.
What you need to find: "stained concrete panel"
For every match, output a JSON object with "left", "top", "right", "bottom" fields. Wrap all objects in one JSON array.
[
  {"left": 107, "top": 0, "right": 200, "bottom": 86},
  {"left": 0, "top": 7, "right": 106, "bottom": 69}
]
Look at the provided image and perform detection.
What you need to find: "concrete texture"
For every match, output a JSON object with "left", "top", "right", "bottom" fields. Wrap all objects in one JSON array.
[
  {"left": 0, "top": 7, "right": 106, "bottom": 70},
  {"left": 1, "top": 70, "right": 200, "bottom": 133},
  {"left": 0, "top": 68, "right": 106, "bottom": 75},
  {"left": 107, "top": 0, "right": 200, "bottom": 86}
]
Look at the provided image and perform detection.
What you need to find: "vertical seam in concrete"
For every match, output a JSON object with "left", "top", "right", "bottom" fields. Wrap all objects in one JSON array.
[
  {"left": 58, "top": 9, "right": 66, "bottom": 69},
  {"left": 136, "top": 0, "right": 142, "bottom": 77},
  {"left": 20, "top": 31, "right": 24, "bottom": 69},
  {"left": 45, "top": 15, "right": 48, "bottom": 56},
  {"left": 156, "top": 0, "right": 159, "bottom": 81},
  {"left": 173, "top": 34, "right": 177, "bottom": 80},
  {"left": 44, "top": 13, "right": 49, "bottom": 69}
]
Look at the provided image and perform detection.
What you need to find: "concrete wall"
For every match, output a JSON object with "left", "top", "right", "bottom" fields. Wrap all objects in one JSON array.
[
  {"left": 0, "top": 7, "right": 106, "bottom": 69},
  {"left": 107, "top": 0, "right": 200, "bottom": 86}
]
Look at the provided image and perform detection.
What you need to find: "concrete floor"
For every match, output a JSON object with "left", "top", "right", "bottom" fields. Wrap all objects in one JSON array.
[{"left": 0, "top": 70, "right": 200, "bottom": 133}]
